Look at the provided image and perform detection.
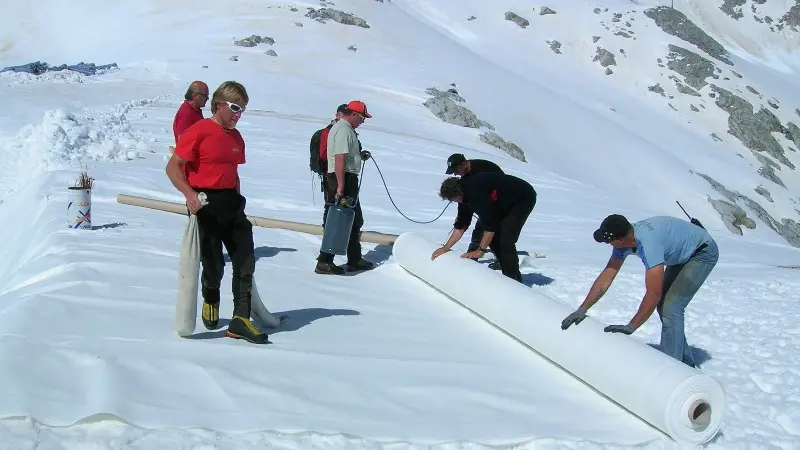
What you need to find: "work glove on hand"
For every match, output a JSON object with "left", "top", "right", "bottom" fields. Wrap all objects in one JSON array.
[
  {"left": 360, "top": 150, "right": 371, "bottom": 160},
  {"left": 561, "top": 307, "right": 587, "bottom": 330},
  {"left": 603, "top": 324, "right": 635, "bottom": 335}
]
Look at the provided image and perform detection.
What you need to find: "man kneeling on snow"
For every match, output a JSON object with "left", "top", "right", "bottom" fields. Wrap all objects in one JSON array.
[{"left": 560, "top": 214, "right": 718, "bottom": 368}]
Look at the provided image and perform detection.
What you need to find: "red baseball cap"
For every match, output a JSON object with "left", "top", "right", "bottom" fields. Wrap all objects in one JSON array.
[{"left": 347, "top": 100, "right": 372, "bottom": 118}]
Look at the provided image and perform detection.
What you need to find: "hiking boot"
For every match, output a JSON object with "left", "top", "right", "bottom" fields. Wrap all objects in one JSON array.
[
  {"left": 347, "top": 259, "right": 376, "bottom": 272},
  {"left": 488, "top": 261, "right": 502, "bottom": 270},
  {"left": 202, "top": 301, "right": 220, "bottom": 330},
  {"left": 315, "top": 261, "right": 345, "bottom": 275},
  {"left": 226, "top": 316, "right": 269, "bottom": 344}
]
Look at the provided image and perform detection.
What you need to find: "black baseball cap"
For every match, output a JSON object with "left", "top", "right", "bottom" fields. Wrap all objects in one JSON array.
[
  {"left": 593, "top": 214, "right": 632, "bottom": 243},
  {"left": 445, "top": 153, "right": 467, "bottom": 174}
]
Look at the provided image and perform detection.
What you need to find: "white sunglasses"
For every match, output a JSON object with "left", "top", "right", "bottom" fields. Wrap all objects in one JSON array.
[{"left": 225, "top": 101, "right": 246, "bottom": 114}]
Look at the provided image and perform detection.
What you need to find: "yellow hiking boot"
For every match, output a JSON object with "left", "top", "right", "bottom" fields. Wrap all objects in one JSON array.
[
  {"left": 202, "top": 301, "right": 219, "bottom": 330},
  {"left": 226, "top": 316, "right": 269, "bottom": 344}
]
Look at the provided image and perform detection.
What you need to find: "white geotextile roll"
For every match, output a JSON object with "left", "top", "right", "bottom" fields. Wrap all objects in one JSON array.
[
  {"left": 175, "top": 213, "right": 200, "bottom": 337},
  {"left": 393, "top": 232, "right": 726, "bottom": 445},
  {"left": 251, "top": 282, "right": 282, "bottom": 328}
]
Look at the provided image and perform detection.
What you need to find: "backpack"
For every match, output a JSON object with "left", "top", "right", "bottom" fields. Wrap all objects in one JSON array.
[{"left": 310, "top": 124, "right": 333, "bottom": 175}]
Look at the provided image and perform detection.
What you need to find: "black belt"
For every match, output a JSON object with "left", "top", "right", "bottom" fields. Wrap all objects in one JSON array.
[{"left": 690, "top": 242, "right": 708, "bottom": 258}]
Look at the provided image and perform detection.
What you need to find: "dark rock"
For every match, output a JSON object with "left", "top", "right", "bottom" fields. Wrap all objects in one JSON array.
[
  {"left": 0, "top": 61, "right": 118, "bottom": 76},
  {"left": 691, "top": 105, "right": 700, "bottom": 112},
  {"left": 467, "top": 16, "right": 476, "bottom": 21},
  {"left": 593, "top": 47, "right": 616, "bottom": 67},
  {"left": 593, "top": 8, "right": 601, "bottom": 14},
  {"left": 505, "top": 11, "right": 530, "bottom": 28},
  {"left": 540, "top": 6, "right": 556, "bottom": 15},
  {"left": 234, "top": 35, "right": 274, "bottom": 47},
  {"left": 648, "top": 84, "right": 666, "bottom": 96},
  {"left": 710, "top": 85, "right": 794, "bottom": 169},
  {"left": 779, "top": 3, "right": 800, "bottom": 31},
  {"left": 666, "top": 45, "right": 716, "bottom": 90},
  {"left": 768, "top": 99, "right": 779, "bottom": 109},
  {"left": 265, "top": 50, "right": 278, "bottom": 57},
  {"left": 593, "top": 36, "right": 601, "bottom": 43},
  {"left": 698, "top": 173, "right": 800, "bottom": 247},
  {"left": 547, "top": 40, "right": 562, "bottom": 54},
  {"left": 720, "top": 0, "right": 746, "bottom": 20},
  {"left": 305, "top": 8, "right": 370, "bottom": 27},
  {"left": 712, "top": 133, "right": 723, "bottom": 142},
  {"left": 746, "top": 85, "right": 761, "bottom": 96},
  {"left": 756, "top": 186, "right": 774, "bottom": 203},
  {"left": 644, "top": 6, "right": 733, "bottom": 65}
]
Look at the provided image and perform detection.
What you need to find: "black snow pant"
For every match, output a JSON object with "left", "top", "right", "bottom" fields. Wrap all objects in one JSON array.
[
  {"left": 317, "top": 172, "right": 364, "bottom": 265},
  {"left": 489, "top": 194, "right": 536, "bottom": 282},
  {"left": 194, "top": 188, "right": 255, "bottom": 318},
  {"left": 321, "top": 175, "right": 331, "bottom": 227}
]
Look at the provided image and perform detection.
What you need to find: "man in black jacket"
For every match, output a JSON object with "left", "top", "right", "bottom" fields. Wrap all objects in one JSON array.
[
  {"left": 432, "top": 172, "right": 537, "bottom": 282},
  {"left": 445, "top": 153, "right": 505, "bottom": 267}
]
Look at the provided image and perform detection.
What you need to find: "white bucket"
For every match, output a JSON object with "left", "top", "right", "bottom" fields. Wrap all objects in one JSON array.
[{"left": 67, "top": 187, "right": 92, "bottom": 229}]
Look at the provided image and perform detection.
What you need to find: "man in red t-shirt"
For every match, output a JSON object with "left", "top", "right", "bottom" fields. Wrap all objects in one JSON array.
[
  {"left": 172, "top": 81, "right": 208, "bottom": 144},
  {"left": 165, "top": 80, "right": 267, "bottom": 345}
]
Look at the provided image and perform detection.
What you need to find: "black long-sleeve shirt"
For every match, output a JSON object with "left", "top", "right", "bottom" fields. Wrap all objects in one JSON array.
[
  {"left": 453, "top": 159, "right": 504, "bottom": 229},
  {"left": 454, "top": 172, "right": 536, "bottom": 232}
]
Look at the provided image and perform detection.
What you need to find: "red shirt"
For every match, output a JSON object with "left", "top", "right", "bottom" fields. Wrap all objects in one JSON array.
[
  {"left": 173, "top": 101, "right": 204, "bottom": 143},
  {"left": 173, "top": 119, "right": 246, "bottom": 190}
]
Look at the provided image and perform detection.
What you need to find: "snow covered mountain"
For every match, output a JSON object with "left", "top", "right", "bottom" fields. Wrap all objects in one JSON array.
[{"left": 0, "top": 0, "right": 798, "bottom": 449}]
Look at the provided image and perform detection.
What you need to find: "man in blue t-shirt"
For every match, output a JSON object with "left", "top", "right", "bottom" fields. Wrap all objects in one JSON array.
[{"left": 560, "top": 214, "right": 719, "bottom": 368}]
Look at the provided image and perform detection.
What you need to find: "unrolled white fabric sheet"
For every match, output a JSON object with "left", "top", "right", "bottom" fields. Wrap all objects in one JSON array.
[{"left": 392, "top": 232, "right": 727, "bottom": 445}]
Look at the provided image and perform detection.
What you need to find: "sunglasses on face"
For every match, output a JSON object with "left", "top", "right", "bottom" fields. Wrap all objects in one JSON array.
[{"left": 226, "top": 101, "right": 246, "bottom": 114}]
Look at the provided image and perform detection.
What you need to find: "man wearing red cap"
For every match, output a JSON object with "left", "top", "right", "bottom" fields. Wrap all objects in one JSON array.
[{"left": 315, "top": 100, "right": 376, "bottom": 275}]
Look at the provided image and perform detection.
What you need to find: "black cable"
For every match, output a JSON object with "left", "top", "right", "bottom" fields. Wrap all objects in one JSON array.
[{"left": 368, "top": 155, "right": 452, "bottom": 224}]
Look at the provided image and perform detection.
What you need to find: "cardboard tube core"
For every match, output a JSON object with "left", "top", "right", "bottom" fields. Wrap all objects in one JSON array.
[{"left": 689, "top": 400, "right": 711, "bottom": 430}]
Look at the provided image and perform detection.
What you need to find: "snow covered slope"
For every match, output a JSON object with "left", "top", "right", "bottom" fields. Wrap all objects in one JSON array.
[{"left": 0, "top": 0, "right": 799, "bottom": 449}]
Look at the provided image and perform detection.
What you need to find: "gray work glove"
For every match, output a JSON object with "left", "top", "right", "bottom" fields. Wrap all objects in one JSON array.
[
  {"left": 604, "top": 324, "right": 634, "bottom": 335},
  {"left": 561, "top": 307, "right": 587, "bottom": 330}
]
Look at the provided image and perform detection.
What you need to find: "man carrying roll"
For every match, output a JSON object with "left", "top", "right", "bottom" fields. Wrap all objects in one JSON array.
[{"left": 560, "top": 214, "right": 718, "bottom": 368}]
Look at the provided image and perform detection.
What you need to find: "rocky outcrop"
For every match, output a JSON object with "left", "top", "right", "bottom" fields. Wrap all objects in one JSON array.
[
  {"left": 423, "top": 86, "right": 525, "bottom": 163},
  {"left": 593, "top": 48, "right": 616, "bottom": 67},
  {"left": 505, "top": 11, "right": 529, "bottom": 28},
  {"left": 547, "top": 40, "right": 562, "bottom": 54},
  {"left": 234, "top": 35, "right": 274, "bottom": 47},
  {"left": 720, "top": 0, "right": 747, "bottom": 20},
  {"left": 305, "top": 8, "right": 370, "bottom": 28},
  {"left": 756, "top": 186, "right": 774, "bottom": 203},
  {"left": 422, "top": 87, "right": 494, "bottom": 130},
  {"left": 697, "top": 173, "right": 800, "bottom": 247},
  {"left": 540, "top": 7, "right": 556, "bottom": 16},
  {"left": 666, "top": 45, "right": 717, "bottom": 90},
  {"left": 709, "top": 198, "right": 757, "bottom": 235},
  {"left": 644, "top": 6, "right": 733, "bottom": 65},
  {"left": 479, "top": 132, "right": 527, "bottom": 162},
  {"left": 710, "top": 85, "right": 795, "bottom": 172}
]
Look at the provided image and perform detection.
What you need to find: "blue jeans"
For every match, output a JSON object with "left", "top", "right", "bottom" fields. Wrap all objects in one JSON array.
[{"left": 657, "top": 239, "right": 719, "bottom": 367}]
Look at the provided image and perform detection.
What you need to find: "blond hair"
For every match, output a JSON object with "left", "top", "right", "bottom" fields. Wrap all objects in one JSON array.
[{"left": 210, "top": 81, "right": 249, "bottom": 113}]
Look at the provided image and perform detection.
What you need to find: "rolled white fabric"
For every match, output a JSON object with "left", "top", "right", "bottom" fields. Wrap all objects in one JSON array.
[
  {"left": 175, "top": 213, "right": 200, "bottom": 337},
  {"left": 251, "top": 282, "right": 282, "bottom": 328},
  {"left": 393, "top": 232, "right": 726, "bottom": 445}
]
